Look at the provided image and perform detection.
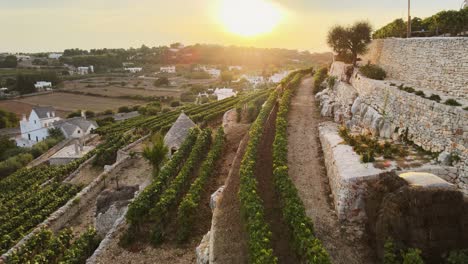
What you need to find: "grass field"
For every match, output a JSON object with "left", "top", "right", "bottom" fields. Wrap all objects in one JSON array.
[{"left": 0, "top": 92, "right": 146, "bottom": 115}]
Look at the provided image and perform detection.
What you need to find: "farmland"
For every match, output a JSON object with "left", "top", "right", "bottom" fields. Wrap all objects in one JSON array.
[{"left": 0, "top": 93, "right": 145, "bottom": 115}]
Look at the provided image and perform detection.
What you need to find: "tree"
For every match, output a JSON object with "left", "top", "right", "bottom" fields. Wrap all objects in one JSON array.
[
  {"left": 1, "top": 56, "right": 18, "bottom": 68},
  {"left": 153, "top": 77, "right": 169, "bottom": 87},
  {"left": 143, "top": 133, "right": 168, "bottom": 177},
  {"left": 327, "top": 21, "right": 372, "bottom": 65},
  {"left": 220, "top": 71, "right": 233, "bottom": 82}
]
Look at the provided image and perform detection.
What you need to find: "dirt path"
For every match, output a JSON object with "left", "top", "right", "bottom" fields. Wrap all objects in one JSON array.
[{"left": 287, "top": 77, "right": 376, "bottom": 264}]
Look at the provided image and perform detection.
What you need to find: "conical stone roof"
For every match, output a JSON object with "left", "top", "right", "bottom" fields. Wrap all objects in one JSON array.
[{"left": 164, "top": 112, "right": 196, "bottom": 151}]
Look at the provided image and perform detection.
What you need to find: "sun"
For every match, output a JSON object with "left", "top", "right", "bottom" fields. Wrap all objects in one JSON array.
[{"left": 219, "top": 0, "right": 282, "bottom": 37}]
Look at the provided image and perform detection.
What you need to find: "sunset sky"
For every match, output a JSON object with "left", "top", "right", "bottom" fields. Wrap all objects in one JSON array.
[{"left": 0, "top": 0, "right": 463, "bottom": 53}]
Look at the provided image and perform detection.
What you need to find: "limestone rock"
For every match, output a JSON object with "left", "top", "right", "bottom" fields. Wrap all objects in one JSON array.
[
  {"left": 196, "top": 231, "right": 210, "bottom": 264},
  {"left": 210, "top": 186, "right": 224, "bottom": 211}
]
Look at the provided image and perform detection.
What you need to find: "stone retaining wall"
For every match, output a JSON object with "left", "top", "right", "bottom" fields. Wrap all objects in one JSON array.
[
  {"left": 361, "top": 38, "right": 468, "bottom": 98},
  {"left": 318, "top": 121, "right": 391, "bottom": 223},
  {"left": 317, "top": 62, "right": 467, "bottom": 191}
]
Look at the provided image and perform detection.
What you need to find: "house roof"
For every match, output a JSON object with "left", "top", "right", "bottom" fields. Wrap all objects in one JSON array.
[
  {"left": 32, "top": 106, "right": 55, "bottom": 119},
  {"left": 164, "top": 112, "right": 196, "bottom": 149},
  {"left": 54, "top": 117, "right": 98, "bottom": 137}
]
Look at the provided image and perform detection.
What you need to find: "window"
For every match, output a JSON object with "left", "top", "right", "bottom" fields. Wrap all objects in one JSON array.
[
  {"left": 34, "top": 120, "right": 36, "bottom": 124},
  {"left": 28, "top": 134, "right": 31, "bottom": 140},
  {"left": 77, "top": 130, "right": 81, "bottom": 134},
  {"left": 36, "top": 136, "right": 38, "bottom": 142}
]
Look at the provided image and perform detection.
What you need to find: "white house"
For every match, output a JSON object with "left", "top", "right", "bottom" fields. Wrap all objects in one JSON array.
[
  {"left": 240, "top": 75, "right": 265, "bottom": 86},
  {"left": 34, "top": 81, "right": 53, "bottom": 91},
  {"left": 16, "top": 55, "right": 31, "bottom": 61},
  {"left": 48, "top": 53, "right": 63, "bottom": 59},
  {"left": 269, "top": 71, "right": 291, "bottom": 83},
  {"left": 214, "top": 88, "right": 237, "bottom": 101},
  {"left": 77, "top": 66, "right": 94, "bottom": 75},
  {"left": 206, "top": 68, "right": 221, "bottom": 78},
  {"left": 228, "top": 66, "right": 243, "bottom": 71},
  {"left": 160, "top": 66, "right": 176, "bottom": 73},
  {"left": 16, "top": 107, "right": 98, "bottom": 147},
  {"left": 53, "top": 116, "right": 98, "bottom": 139},
  {"left": 124, "top": 67, "right": 143, "bottom": 73},
  {"left": 16, "top": 106, "right": 61, "bottom": 147},
  {"left": 0, "top": 87, "right": 8, "bottom": 96}
]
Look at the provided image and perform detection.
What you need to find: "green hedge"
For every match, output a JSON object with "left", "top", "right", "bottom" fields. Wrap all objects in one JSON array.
[
  {"left": 239, "top": 90, "right": 278, "bottom": 263},
  {"left": 176, "top": 127, "right": 225, "bottom": 241}
]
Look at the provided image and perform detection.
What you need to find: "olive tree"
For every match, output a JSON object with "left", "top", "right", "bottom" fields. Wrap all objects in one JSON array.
[{"left": 327, "top": 21, "right": 372, "bottom": 65}]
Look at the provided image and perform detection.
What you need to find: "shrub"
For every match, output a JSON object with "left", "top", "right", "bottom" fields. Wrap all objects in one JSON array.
[
  {"left": 444, "top": 99, "right": 462, "bottom": 106},
  {"left": 170, "top": 101, "right": 180, "bottom": 107},
  {"left": 464, "top": 107, "right": 468, "bottom": 111},
  {"left": 118, "top": 106, "right": 131, "bottom": 113},
  {"left": 313, "top": 67, "right": 328, "bottom": 93},
  {"left": 414, "top": 91, "right": 425, "bottom": 97},
  {"left": 360, "top": 64, "right": 387, "bottom": 80},
  {"left": 428, "top": 94, "right": 441, "bottom": 102},
  {"left": 402, "top": 248, "right": 424, "bottom": 264},
  {"left": 327, "top": 76, "right": 337, "bottom": 89},
  {"left": 446, "top": 249, "right": 468, "bottom": 264}
]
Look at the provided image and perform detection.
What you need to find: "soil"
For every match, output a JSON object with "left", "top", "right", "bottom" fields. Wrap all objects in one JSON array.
[
  {"left": 287, "top": 77, "right": 377, "bottom": 264},
  {"left": 254, "top": 105, "right": 300, "bottom": 263}
]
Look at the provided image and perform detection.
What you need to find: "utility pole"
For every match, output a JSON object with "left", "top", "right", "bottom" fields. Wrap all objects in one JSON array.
[{"left": 407, "top": 0, "right": 412, "bottom": 38}]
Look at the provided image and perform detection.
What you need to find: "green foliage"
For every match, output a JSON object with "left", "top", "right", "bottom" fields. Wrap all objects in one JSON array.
[
  {"left": 239, "top": 90, "right": 278, "bottom": 264},
  {"left": 220, "top": 71, "right": 233, "bottom": 82},
  {"left": 118, "top": 106, "right": 131, "bottom": 113},
  {"left": 338, "top": 126, "right": 406, "bottom": 163},
  {"left": 327, "top": 76, "right": 337, "bottom": 89},
  {"left": 67, "top": 110, "right": 82, "bottom": 118},
  {"left": 170, "top": 101, "right": 180, "bottom": 107},
  {"left": 0, "top": 55, "right": 18, "bottom": 68},
  {"left": 153, "top": 77, "right": 169, "bottom": 87},
  {"left": 359, "top": 64, "right": 387, "bottom": 80},
  {"left": 428, "top": 94, "right": 441, "bottom": 102},
  {"left": 125, "top": 129, "right": 200, "bottom": 226},
  {"left": 61, "top": 227, "right": 101, "bottom": 264},
  {"left": 446, "top": 249, "right": 468, "bottom": 264},
  {"left": 143, "top": 133, "right": 168, "bottom": 177},
  {"left": 327, "top": 21, "right": 372, "bottom": 65},
  {"left": 273, "top": 74, "right": 331, "bottom": 263},
  {"left": 149, "top": 129, "right": 212, "bottom": 245},
  {"left": 374, "top": 8, "right": 468, "bottom": 38},
  {"left": 176, "top": 127, "right": 224, "bottom": 242},
  {"left": 15, "top": 71, "right": 59, "bottom": 94},
  {"left": 402, "top": 248, "right": 424, "bottom": 264},
  {"left": 383, "top": 239, "right": 399, "bottom": 264},
  {"left": 414, "top": 91, "right": 425, "bottom": 97},
  {"left": 96, "top": 117, "right": 115, "bottom": 127},
  {"left": 313, "top": 67, "right": 328, "bottom": 93},
  {"left": 0, "top": 109, "right": 19, "bottom": 129},
  {"left": 444, "top": 99, "right": 462, "bottom": 107}
]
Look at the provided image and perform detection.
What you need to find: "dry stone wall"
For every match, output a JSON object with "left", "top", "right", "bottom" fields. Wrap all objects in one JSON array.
[
  {"left": 361, "top": 38, "right": 468, "bottom": 98},
  {"left": 317, "top": 62, "right": 467, "bottom": 192}
]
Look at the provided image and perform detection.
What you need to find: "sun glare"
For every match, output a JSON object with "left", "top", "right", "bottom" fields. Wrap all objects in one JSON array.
[{"left": 219, "top": 0, "right": 282, "bottom": 37}]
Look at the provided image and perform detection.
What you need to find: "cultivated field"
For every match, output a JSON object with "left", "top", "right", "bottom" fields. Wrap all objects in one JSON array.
[
  {"left": 1, "top": 92, "right": 145, "bottom": 114},
  {"left": 69, "top": 86, "right": 182, "bottom": 98}
]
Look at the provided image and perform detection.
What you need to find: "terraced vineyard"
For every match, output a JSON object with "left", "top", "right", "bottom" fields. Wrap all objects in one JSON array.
[{"left": 0, "top": 90, "right": 268, "bottom": 259}]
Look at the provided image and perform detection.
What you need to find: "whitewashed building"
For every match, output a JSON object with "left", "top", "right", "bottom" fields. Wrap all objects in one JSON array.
[
  {"left": 160, "top": 66, "right": 176, "bottom": 73},
  {"left": 34, "top": 81, "right": 53, "bottom": 91},
  {"left": 228, "top": 66, "right": 243, "bottom": 71},
  {"left": 240, "top": 75, "right": 265, "bottom": 86},
  {"left": 124, "top": 67, "right": 143, "bottom": 73},
  {"left": 16, "top": 106, "right": 61, "bottom": 147},
  {"left": 16, "top": 107, "right": 98, "bottom": 147},
  {"left": 269, "top": 71, "right": 291, "bottom": 83},
  {"left": 48, "top": 53, "right": 63, "bottom": 59},
  {"left": 77, "top": 66, "right": 94, "bottom": 75},
  {"left": 214, "top": 88, "right": 237, "bottom": 101}
]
